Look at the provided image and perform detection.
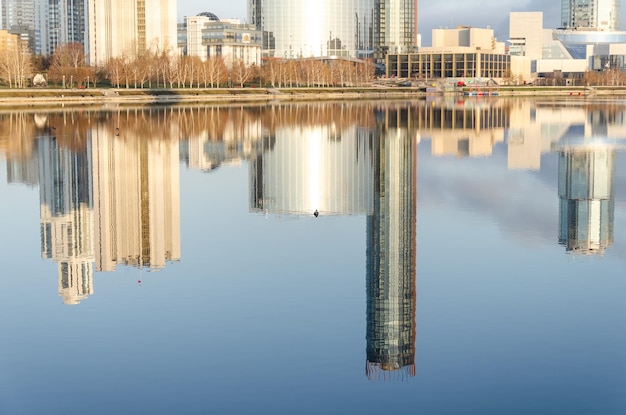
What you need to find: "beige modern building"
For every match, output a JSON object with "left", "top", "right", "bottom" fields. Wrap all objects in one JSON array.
[
  {"left": 88, "top": 0, "right": 177, "bottom": 65},
  {"left": 386, "top": 26, "right": 510, "bottom": 80}
]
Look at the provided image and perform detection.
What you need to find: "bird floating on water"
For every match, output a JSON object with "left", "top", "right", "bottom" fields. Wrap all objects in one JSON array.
[{"left": 314, "top": 209, "right": 319, "bottom": 217}]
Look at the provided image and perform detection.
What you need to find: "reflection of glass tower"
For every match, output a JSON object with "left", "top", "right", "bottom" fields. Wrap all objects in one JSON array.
[
  {"left": 249, "top": 125, "right": 374, "bottom": 215},
  {"left": 39, "top": 135, "right": 94, "bottom": 305},
  {"left": 558, "top": 147, "right": 615, "bottom": 254},
  {"left": 366, "top": 108, "right": 417, "bottom": 380},
  {"left": 92, "top": 126, "right": 181, "bottom": 272}
]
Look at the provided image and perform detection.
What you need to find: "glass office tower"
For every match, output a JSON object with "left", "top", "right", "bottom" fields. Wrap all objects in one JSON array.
[
  {"left": 248, "top": 0, "right": 374, "bottom": 58},
  {"left": 373, "top": 0, "right": 418, "bottom": 61},
  {"left": 561, "top": 0, "right": 620, "bottom": 31}
]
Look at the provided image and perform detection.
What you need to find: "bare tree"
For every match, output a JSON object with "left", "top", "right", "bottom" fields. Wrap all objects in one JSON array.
[
  {"left": 0, "top": 37, "right": 33, "bottom": 88},
  {"left": 230, "top": 59, "right": 252, "bottom": 88}
]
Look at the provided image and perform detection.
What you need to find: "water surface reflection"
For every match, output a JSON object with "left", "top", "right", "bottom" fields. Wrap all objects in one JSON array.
[{"left": 1, "top": 99, "right": 626, "bottom": 388}]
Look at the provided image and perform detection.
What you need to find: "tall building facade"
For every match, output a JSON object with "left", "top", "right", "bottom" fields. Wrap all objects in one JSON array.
[
  {"left": 247, "top": 0, "right": 375, "bottom": 58},
  {"left": 88, "top": 0, "right": 177, "bottom": 65},
  {"left": 561, "top": 0, "right": 620, "bottom": 31},
  {"left": 1, "top": 0, "right": 36, "bottom": 51},
  {"left": 373, "top": 0, "right": 418, "bottom": 61},
  {"left": 36, "top": 0, "right": 88, "bottom": 56},
  {"left": 247, "top": 0, "right": 417, "bottom": 60},
  {"left": 1, "top": 0, "right": 35, "bottom": 31}
]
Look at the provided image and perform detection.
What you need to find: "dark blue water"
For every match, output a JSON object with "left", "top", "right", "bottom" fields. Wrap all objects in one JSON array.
[{"left": 1, "top": 99, "right": 626, "bottom": 415}]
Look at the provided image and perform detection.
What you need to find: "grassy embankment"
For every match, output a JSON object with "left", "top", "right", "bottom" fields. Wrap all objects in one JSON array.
[
  {"left": 0, "top": 86, "right": 428, "bottom": 108},
  {"left": 2, "top": 85, "right": 626, "bottom": 108}
]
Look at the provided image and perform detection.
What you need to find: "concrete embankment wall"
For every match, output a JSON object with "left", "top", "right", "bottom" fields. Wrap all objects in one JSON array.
[{"left": 2, "top": 86, "right": 626, "bottom": 107}]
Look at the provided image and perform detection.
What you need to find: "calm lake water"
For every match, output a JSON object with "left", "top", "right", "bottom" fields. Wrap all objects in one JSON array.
[{"left": 1, "top": 98, "right": 626, "bottom": 415}]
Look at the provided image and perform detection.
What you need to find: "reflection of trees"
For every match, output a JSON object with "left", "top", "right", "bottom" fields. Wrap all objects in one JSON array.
[{"left": 0, "top": 112, "right": 38, "bottom": 157}]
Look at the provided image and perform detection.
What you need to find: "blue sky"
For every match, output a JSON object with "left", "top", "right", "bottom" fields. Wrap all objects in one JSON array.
[
  {"left": 175, "top": 1, "right": 560, "bottom": 35},
  {"left": 177, "top": 0, "right": 626, "bottom": 44}
]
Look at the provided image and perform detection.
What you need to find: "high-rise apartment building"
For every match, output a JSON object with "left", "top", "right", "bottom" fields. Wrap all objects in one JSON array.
[
  {"left": 88, "top": 0, "right": 177, "bottom": 66},
  {"left": 247, "top": 0, "right": 417, "bottom": 60},
  {"left": 36, "top": 0, "right": 88, "bottom": 56},
  {"left": 1, "top": 0, "right": 36, "bottom": 51},
  {"left": 373, "top": 0, "right": 418, "bottom": 61},
  {"left": 561, "top": 0, "right": 620, "bottom": 31},
  {"left": 1, "top": 0, "right": 35, "bottom": 31}
]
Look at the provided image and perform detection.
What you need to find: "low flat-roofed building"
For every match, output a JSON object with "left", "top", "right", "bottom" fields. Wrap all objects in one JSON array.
[
  {"left": 387, "top": 50, "right": 510, "bottom": 80},
  {"left": 386, "top": 27, "right": 510, "bottom": 80}
]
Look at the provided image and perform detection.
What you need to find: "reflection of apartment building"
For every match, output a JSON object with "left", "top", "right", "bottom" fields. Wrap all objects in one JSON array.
[
  {"left": 92, "top": 127, "right": 181, "bottom": 272},
  {"left": 38, "top": 135, "right": 94, "bottom": 305},
  {"left": 366, "top": 108, "right": 417, "bottom": 380},
  {"left": 558, "top": 147, "right": 615, "bottom": 254},
  {"left": 248, "top": 125, "right": 374, "bottom": 215},
  {"left": 7, "top": 146, "right": 39, "bottom": 186}
]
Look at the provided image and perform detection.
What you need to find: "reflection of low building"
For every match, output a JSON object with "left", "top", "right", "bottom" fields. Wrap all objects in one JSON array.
[
  {"left": 366, "top": 108, "right": 417, "bottom": 380},
  {"left": 39, "top": 135, "right": 95, "bottom": 305},
  {"left": 248, "top": 125, "right": 374, "bottom": 215},
  {"left": 558, "top": 142, "right": 615, "bottom": 254},
  {"left": 416, "top": 101, "right": 507, "bottom": 158},
  {"left": 507, "top": 102, "right": 626, "bottom": 170}
]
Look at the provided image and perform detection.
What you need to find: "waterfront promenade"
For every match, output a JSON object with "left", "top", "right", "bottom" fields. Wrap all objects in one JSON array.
[{"left": 1, "top": 85, "right": 626, "bottom": 107}]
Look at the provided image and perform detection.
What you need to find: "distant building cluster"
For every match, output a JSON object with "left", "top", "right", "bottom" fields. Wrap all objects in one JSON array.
[
  {"left": 0, "top": 0, "right": 420, "bottom": 68},
  {"left": 387, "top": 0, "right": 626, "bottom": 83},
  {"left": 0, "top": 0, "right": 177, "bottom": 65},
  {"left": 1, "top": 0, "right": 626, "bottom": 81}
]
